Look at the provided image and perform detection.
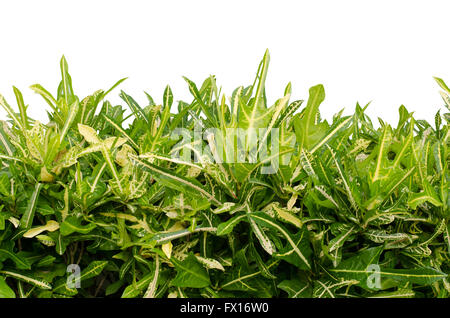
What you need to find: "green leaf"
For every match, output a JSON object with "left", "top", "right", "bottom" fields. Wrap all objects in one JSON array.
[
  {"left": 119, "top": 257, "right": 134, "bottom": 280},
  {"left": 312, "top": 279, "right": 358, "bottom": 298},
  {"left": 19, "top": 183, "right": 43, "bottom": 230},
  {"left": 329, "top": 245, "right": 447, "bottom": 288},
  {"left": 121, "top": 273, "right": 153, "bottom": 298},
  {"left": 278, "top": 278, "right": 312, "bottom": 298},
  {"left": 149, "top": 226, "right": 216, "bottom": 245},
  {"left": 434, "top": 76, "right": 450, "bottom": 95},
  {"left": 36, "top": 255, "right": 56, "bottom": 268},
  {"left": 106, "top": 279, "right": 125, "bottom": 296},
  {"left": 102, "top": 114, "right": 138, "bottom": 149},
  {"left": 59, "top": 55, "right": 75, "bottom": 105},
  {"left": 237, "top": 51, "right": 272, "bottom": 131},
  {"left": 12, "top": 86, "right": 29, "bottom": 130},
  {"left": 183, "top": 76, "right": 216, "bottom": 126},
  {"left": 120, "top": 90, "right": 149, "bottom": 125},
  {"left": 0, "top": 248, "right": 31, "bottom": 270},
  {"left": 377, "top": 267, "right": 447, "bottom": 286},
  {"left": 171, "top": 253, "right": 211, "bottom": 288},
  {"left": 367, "top": 288, "right": 415, "bottom": 298},
  {"left": 248, "top": 213, "right": 275, "bottom": 255},
  {"left": 310, "top": 116, "right": 352, "bottom": 154},
  {"left": 247, "top": 212, "right": 312, "bottom": 270},
  {"left": 52, "top": 260, "right": 108, "bottom": 296},
  {"left": 0, "top": 94, "right": 25, "bottom": 131},
  {"left": 363, "top": 230, "right": 417, "bottom": 249},
  {"left": 328, "top": 246, "right": 384, "bottom": 290},
  {"left": 408, "top": 183, "right": 443, "bottom": 209},
  {"left": 327, "top": 224, "right": 357, "bottom": 266},
  {"left": 130, "top": 155, "right": 221, "bottom": 206},
  {"left": 59, "top": 216, "right": 96, "bottom": 236},
  {"left": 103, "top": 77, "right": 128, "bottom": 98},
  {"left": 0, "top": 276, "right": 15, "bottom": 298},
  {"left": 59, "top": 99, "right": 79, "bottom": 144},
  {"left": 80, "top": 260, "right": 108, "bottom": 280},
  {"left": 216, "top": 214, "right": 247, "bottom": 236},
  {"left": 220, "top": 259, "right": 279, "bottom": 294},
  {"left": 143, "top": 255, "right": 160, "bottom": 298},
  {"left": 163, "top": 85, "right": 173, "bottom": 109},
  {"left": 293, "top": 84, "right": 328, "bottom": 150},
  {"left": 0, "top": 270, "right": 52, "bottom": 290},
  {"left": 29, "top": 84, "right": 58, "bottom": 113}
]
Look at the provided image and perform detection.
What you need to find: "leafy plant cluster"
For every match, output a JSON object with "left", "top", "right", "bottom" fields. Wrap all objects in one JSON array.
[{"left": 0, "top": 51, "right": 448, "bottom": 298}]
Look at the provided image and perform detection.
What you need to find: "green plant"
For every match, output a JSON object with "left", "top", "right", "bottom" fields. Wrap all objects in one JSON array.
[{"left": 0, "top": 51, "right": 448, "bottom": 298}]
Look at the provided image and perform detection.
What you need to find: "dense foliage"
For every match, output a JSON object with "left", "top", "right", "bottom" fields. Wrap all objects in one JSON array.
[{"left": 0, "top": 51, "right": 448, "bottom": 298}]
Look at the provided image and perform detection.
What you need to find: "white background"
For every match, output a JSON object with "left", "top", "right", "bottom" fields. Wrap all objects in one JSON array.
[{"left": 0, "top": 0, "right": 449, "bottom": 126}]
